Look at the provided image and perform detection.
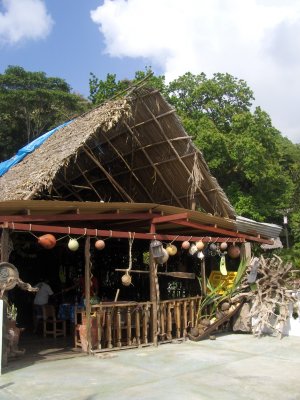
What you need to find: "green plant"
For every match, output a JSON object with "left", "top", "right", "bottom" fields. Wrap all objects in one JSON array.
[{"left": 7, "top": 303, "right": 17, "bottom": 320}]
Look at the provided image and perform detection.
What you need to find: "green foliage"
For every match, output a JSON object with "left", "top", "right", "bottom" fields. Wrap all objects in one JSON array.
[
  {"left": 0, "top": 66, "right": 90, "bottom": 161},
  {"left": 89, "top": 66, "right": 166, "bottom": 105},
  {"left": 275, "top": 243, "right": 300, "bottom": 269}
]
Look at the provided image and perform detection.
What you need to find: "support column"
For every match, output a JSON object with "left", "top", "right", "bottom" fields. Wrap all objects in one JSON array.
[
  {"left": 240, "top": 242, "right": 252, "bottom": 263},
  {"left": 84, "top": 236, "right": 91, "bottom": 353},
  {"left": 149, "top": 252, "right": 158, "bottom": 346},
  {"left": 0, "top": 228, "right": 9, "bottom": 370},
  {"left": 1, "top": 228, "right": 10, "bottom": 262}
]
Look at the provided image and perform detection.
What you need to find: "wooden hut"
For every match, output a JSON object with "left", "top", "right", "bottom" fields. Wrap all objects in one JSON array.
[{"left": 0, "top": 87, "right": 280, "bottom": 355}]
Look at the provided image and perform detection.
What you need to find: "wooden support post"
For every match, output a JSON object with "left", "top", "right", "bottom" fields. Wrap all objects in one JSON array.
[
  {"left": 149, "top": 252, "right": 158, "bottom": 346},
  {"left": 1, "top": 228, "right": 9, "bottom": 370},
  {"left": 200, "top": 259, "right": 207, "bottom": 297},
  {"left": 240, "top": 242, "right": 252, "bottom": 263},
  {"left": 1, "top": 228, "right": 10, "bottom": 262},
  {"left": 84, "top": 236, "right": 91, "bottom": 353}
]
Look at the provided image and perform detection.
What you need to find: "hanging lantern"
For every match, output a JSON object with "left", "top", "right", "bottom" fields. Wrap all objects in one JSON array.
[
  {"left": 228, "top": 245, "right": 240, "bottom": 259},
  {"left": 181, "top": 241, "right": 190, "bottom": 250},
  {"left": 189, "top": 244, "right": 198, "bottom": 255},
  {"left": 156, "top": 248, "right": 169, "bottom": 265},
  {"left": 38, "top": 234, "right": 56, "bottom": 249},
  {"left": 121, "top": 273, "right": 132, "bottom": 286},
  {"left": 150, "top": 239, "right": 164, "bottom": 259},
  {"left": 166, "top": 244, "right": 177, "bottom": 256},
  {"left": 220, "top": 242, "right": 228, "bottom": 251},
  {"left": 68, "top": 238, "right": 79, "bottom": 251},
  {"left": 95, "top": 239, "right": 105, "bottom": 250}
]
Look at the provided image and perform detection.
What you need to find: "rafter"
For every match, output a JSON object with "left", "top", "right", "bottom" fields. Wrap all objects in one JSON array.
[
  {"left": 82, "top": 145, "right": 134, "bottom": 202},
  {"left": 124, "top": 121, "right": 184, "bottom": 208}
]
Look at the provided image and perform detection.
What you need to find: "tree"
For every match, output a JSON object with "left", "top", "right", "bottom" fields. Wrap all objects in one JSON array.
[
  {"left": 89, "top": 67, "right": 165, "bottom": 105},
  {"left": 0, "top": 66, "right": 89, "bottom": 161}
]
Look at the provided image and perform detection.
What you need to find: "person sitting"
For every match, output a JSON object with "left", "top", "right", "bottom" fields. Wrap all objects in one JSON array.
[{"left": 33, "top": 279, "right": 53, "bottom": 333}]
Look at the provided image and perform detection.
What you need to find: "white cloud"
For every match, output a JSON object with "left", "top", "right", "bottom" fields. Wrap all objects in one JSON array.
[
  {"left": 0, "top": 0, "right": 53, "bottom": 45},
  {"left": 91, "top": 0, "right": 300, "bottom": 143}
]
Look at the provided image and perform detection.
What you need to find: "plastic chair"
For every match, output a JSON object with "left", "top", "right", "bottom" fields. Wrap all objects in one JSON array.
[{"left": 42, "top": 305, "right": 66, "bottom": 338}]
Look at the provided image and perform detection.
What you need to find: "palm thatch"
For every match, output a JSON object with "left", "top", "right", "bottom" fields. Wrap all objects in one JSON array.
[{"left": 0, "top": 88, "right": 235, "bottom": 218}]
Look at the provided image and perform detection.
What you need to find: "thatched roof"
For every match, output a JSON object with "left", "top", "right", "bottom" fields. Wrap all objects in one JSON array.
[{"left": 0, "top": 88, "right": 235, "bottom": 218}]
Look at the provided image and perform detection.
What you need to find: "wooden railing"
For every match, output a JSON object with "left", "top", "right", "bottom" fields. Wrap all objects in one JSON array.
[
  {"left": 158, "top": 296, "right": 201, "bottom": 343},
  {"left": 75, "top": 296, "right": 201, "bottom": 352}
]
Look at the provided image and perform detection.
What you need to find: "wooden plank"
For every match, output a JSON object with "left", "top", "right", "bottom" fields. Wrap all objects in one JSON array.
[
  {"left": 158, "top": 272, "right": 196, "bottom": 279},
  {"left": 188, "top": 302, "right": 243, "bottom": 342}
]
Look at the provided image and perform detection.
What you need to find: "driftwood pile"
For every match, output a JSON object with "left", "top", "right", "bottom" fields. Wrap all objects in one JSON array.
[{"left": 234, "top": 255, "right": 297, "bottom": 338}]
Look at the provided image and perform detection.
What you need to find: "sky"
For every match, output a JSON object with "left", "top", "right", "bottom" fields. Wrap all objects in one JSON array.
[{"left": 0, "top": 0, "right": 300, "bottom": 144}]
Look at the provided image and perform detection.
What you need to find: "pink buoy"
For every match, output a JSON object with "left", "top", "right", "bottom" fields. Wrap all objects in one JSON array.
[
  {"left": 95, "top": 239, "right": 105, "bottom": 250},
  {"left": 181, "top": 241, "right": 190, "bottom": 250}
]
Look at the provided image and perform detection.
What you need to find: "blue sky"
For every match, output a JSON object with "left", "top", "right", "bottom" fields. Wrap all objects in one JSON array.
[
  {"left": 1, "top": 0, "right": 300, "bottom": 143},
  {"left": 0, "top": 0, "right": 152, "bottom": 98}
]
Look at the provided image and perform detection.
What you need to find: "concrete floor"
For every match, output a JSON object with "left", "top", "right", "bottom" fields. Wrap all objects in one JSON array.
[{"left": 1, "top": 333, "right": 300, "bottom": 400}]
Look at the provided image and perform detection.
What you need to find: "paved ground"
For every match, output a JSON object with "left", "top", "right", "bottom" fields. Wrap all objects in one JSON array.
[{"left": 1, "top": 333, "right": 300, "bottom": 400}]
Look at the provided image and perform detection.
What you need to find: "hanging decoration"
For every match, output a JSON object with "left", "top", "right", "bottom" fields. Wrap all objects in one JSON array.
[
  {"left": 166, "top": 244, "right": 177, "bottom": 256},
  {"left": 181, "top": 241, "right": 190, "bottom": 250},
  {"left": 196, "top": 241, "right": 205, "bottom": 251},
  {"left": 38, "top": 234, "right": 56, "bottom": 249},
  {"left": 189, "top": 243, "right": 198, "bottom": 255},
  {"left": 219, "top": 255, "right": 227, "bottom": 276},
  {"left": 121, "top": 232, "right": 135, "bottom": 287},
  {"left": 156, "top": 248, "right": 169, "bottom": 265},
  {"left": 68, "top": 238, "right": 79, "bottom": 251},
  {"left": 197, "top": 251, "right": 205, "bottom": 260},
  {"left": 228, "top": 245, "right": 240, "bottom": 259},
  {"left": 95, "top": 239, "right": 105, "bottom": 250},
  {"left": 150, "top": 239, "right": 164, "bottom": 260},
  {"left": 220, "top": 242, "right": 228, "bottom": 251}
]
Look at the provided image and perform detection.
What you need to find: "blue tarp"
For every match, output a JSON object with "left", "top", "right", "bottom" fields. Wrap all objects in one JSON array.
[{"left": 0, "top": 120, "right": 72, "bottom": 177}]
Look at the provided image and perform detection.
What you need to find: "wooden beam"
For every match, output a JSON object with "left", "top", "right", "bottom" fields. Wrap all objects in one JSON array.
[
  {"left": 54, "top": 177, "right": 83, "bottom": 201},
  {"left": 82, "top": 145, "right": 134, "bottom": 202},
  {"left": 2, "top": 222, "right": 273, "bottom": 244},
  {"left": 0, "top": 213, "right": 157, "bottom": 223},
  {"left": 101, "top": 131, "right": 156, "bottom": 203},
  {"left": 75, "top": 163, "right": 103, "bottom": 201},
  {"left": 151, "top": 213, "right": 188, "bottom": 224},
  {"left": 173, "top": 219, "right": 271, "bottom": 244},
  {"left": 141, "top": 99, "right": 213, "bottom": 212},
  {"left": 124, "top": 121, "right": 184, "bottom": 208}
]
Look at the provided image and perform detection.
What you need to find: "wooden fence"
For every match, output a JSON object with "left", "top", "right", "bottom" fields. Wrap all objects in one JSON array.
[{"left": 75, "top": 296, "right": 201, "bottom": 352}]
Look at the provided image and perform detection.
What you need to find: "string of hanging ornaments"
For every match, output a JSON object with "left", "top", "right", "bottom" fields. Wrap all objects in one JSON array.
[
  {"left": 121, "top": 232, "right": 135, "bottom": 287},
  {"left": 33, "top": 228, "right": 111, "bottom": 252},
  {"left": 150, "top": 237, "right": 241, "bottom": 276}
]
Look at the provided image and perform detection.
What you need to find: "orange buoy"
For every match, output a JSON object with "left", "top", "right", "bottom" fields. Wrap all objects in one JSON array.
[{"left": 38, "top": 234, "right": 56, "bottom": 249}]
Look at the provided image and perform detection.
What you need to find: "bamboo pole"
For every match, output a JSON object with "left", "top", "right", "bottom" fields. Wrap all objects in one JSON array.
[{"left": 84, "top": 236, "right": 91, "bottom": 353}]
